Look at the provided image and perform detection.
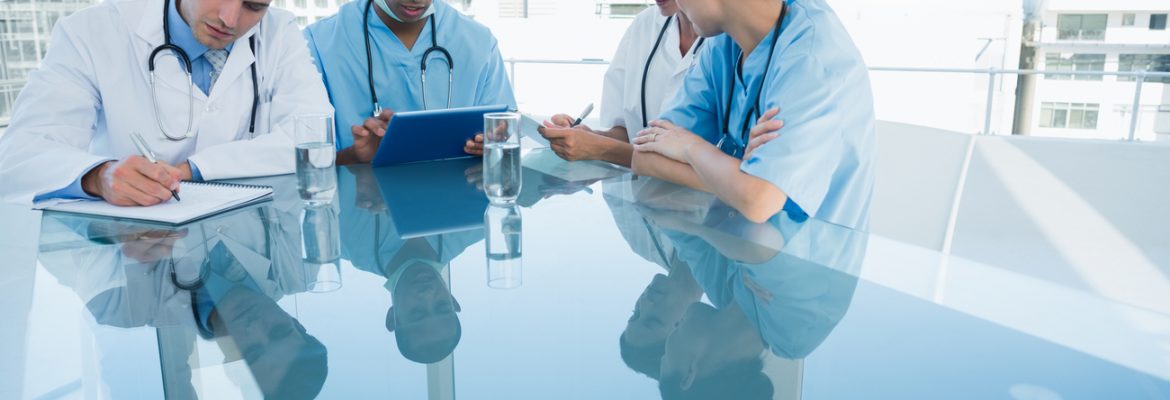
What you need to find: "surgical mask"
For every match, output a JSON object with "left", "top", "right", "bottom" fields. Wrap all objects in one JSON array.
[{"left": 373, "top": 0, "right": 435, "bottom": 23}]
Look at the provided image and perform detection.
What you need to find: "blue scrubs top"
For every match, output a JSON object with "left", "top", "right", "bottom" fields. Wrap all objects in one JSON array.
[
  {"left": 303, "top": 0, "right": 517, "bottom": 151},
  {"left": 660, "top": 0, "right": 876, "bottom": 230}
]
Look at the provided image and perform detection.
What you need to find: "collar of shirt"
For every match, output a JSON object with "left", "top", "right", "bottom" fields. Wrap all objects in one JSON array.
[{"left": 167, "top": 0, "right": 232, "bottom": 63}]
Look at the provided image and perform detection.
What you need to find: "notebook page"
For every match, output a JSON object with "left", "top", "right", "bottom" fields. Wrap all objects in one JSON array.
[{"left": 39, "top": 181, "right": 272, "bottom": 224}]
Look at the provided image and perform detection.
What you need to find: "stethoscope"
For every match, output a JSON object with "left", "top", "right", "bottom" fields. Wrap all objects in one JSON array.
[
  {"left": 641, "top": 15, "right": 705, "bottom": 129},
  {"left": 148, "top": 0, "right": 259, "bottom": 141},
  {"left": 169, "top": 207, "right": 276, "bottom": 290},
  {"left": 363, "top": 0, "right": 454, "bottom": 116},
  {"left": 715, "top": 2, "right": 787, "bottom": 158}
]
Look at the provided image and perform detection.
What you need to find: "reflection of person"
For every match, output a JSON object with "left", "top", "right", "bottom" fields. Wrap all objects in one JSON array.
[
  {"left": 303, "top": 0, "right": 516, "bottom": 165},
  {"left": 659, "top": 302, "right": 771, "bottom": 399},
  {"left": 194, "top": 243, "right": 328, "bottom": 400},
  {"left": 37, "top": 191, "right": 327, "bottom": 399},
  {"left": 337, "top": 166, "right": 481, "bottom": 363},
  {"left": 631, "top": 0, "right": 874, "bottom": 230},
  {"left": 0, "top": 0, "right": 332, "bottom": 205},
  {"left": 603, "top": 179, "right": 703, "bottom": 378},
  {"left": 380, "top": 238, "right": 462, "bottom": 364},
  {"left": 620, "top": 262, "right": 702, "bottom": 379},
  {"left": 606, "top": 175, "right": 867, "bottom": 398}
]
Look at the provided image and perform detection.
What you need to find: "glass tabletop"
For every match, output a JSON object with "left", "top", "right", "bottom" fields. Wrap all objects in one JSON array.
[{"left": 3, "top": 148, "right": 1169, "bottom": 399}]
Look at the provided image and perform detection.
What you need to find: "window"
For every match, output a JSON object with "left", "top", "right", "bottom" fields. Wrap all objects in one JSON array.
[
  {"left": 1122, "top": 13, "right": 1135, "bottom": 26},
  {"left": 315, "top": 0, "right": 327, "bottom": 8},
  {"left": 294, "top": 0, "right": 306, "bottom": 8},
  {"left": 1057, "top": 14, "right": 1107, "bottom": 40},
  {"left": 273, "top": 0, "right": 284, "bottom": 7},
  {"left": 1119, "top": 54, "right": 1170, "bottom": 84},
  {"left": 1045, "top": 53, "right": 1106, "bottom": 81},
  {"left": 296, "top": 16, "right": 308, "bottom": 26},
  {"left": 1040, "top": 103, "right": 1100, "bottom": 129},
  {"left": 1151, "top": 14, "right": 1168, "bottom": 30}
]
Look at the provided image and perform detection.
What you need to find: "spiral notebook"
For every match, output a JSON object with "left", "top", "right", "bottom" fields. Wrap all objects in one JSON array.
[{"left": 37, "top": 181, "right": 273, "bottom": 225}]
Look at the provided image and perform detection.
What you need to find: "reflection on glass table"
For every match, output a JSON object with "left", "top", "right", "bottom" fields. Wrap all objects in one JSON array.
[{"left": 35, "top": 178, "right": 336, "bottom": 399}]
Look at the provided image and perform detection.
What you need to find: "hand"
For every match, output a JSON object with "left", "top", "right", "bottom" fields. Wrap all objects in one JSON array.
[
  {"left": 350, "top": 109, "right": 394, "bottom": 163},
  {"left": 546, "top": 113, "right": 575, "bottom": 128},
  {"left": 538, "top": 121, "right": 608, "bottom": 162},
  {"left": 82, "top": 156, "right": 182, "bottom": 206},
  {"left": 351, "top": 165, "right": 387, "bottom": 214},
  {"left": 633, "top": 120, "right": 710, "bottom": 164},
  {"left": 464, "top": 162, "right": 484, "bottom": 191},
  {"left": 464, "top": 133, "right": 485, "bottom": 156},
  {"left": 744, "top": 108, "right": 784, "bottom": 160},
  {"left": 120, "top": 228, "right": 188, "bottom": 263}
]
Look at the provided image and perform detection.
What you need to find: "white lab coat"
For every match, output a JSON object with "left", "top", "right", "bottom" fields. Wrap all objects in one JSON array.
[
  {"left": 0, "top": 0, "right": 332, "bottom": 205},
  {"left": 600, "top": 6, "right": 703, "bottom": 136}
]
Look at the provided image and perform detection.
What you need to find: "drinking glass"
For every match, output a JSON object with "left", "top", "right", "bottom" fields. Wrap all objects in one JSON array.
[
  {"left": 296, "top": 114, "right": 337, "bottom": 204},
  {"left": 485, "top": 204, "right": 522, "bottom": 289},
  {"left": 482, "top": 112, "right": 522, "bottom": 204}
]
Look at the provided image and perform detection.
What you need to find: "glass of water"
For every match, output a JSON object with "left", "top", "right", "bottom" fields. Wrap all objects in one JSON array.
[
  {"left": 483, "top": 112, "right": 522, "bottom": 204},
  {"left": 301, "top": 201, "right": 342, "bottom": 293},
  {"left": 296, "top": 114, "right": 337, "bottom": 204},
  {"left": 485, "top": 204, "right": 522, "bottom": 289}
]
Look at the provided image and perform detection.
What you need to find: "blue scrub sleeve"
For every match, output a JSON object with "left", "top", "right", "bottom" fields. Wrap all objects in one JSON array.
[
  {"left": 474, "top": 41, "right": 517, "bottom": 109},
  {"left": 740, "top": 52, "right": 845, "bottom": 220}
]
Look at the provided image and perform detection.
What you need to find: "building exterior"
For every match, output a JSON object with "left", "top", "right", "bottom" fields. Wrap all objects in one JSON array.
[
  {"left": 1029, "top": 0, "right": 1170, "bottom": 141},
  {"left": 0, "top": 0, "right": 95, "bottom": 125}
]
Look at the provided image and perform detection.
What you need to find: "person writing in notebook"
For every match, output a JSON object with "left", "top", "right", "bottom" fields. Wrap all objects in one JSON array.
[
  {"left": 0, "top": 0, "right": 332, "bottom": 206},
  {"left": 536, "top": 0, "right": 706, "bottom": 167},
  {"left": 303, "top": 0, "right": 516, "bottom": 165},
  {"left": 631, "top": 0, "right": 875, "bottom": 230}
]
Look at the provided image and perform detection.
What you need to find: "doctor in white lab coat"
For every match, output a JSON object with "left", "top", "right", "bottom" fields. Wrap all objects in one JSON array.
[
  {"left": 0, "top": 0, "right": 331, "bottom": 206},
  {"left": 536, "top": 0, "right": 706, "bottom": 167}
]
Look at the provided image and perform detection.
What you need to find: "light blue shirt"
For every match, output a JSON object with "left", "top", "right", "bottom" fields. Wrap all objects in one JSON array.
[
  {"left": 33, "top": 0, "right": 214, "bottom": 202},
  {"left": 303, "top": 0, "right": 516, "bottom": 151},
  {"left": 659, "top": 0, "right": 876, "bottom": 230},
  {"left": 167, "top": 0, "right": 234, "bottom": 96}
]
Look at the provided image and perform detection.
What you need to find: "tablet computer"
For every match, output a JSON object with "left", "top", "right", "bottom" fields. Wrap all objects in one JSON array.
[
  {"left": 371, "top": 104, "right": 510, "bottom": 166},
  {"left": 373, "top": 157, "right": 488, "bottom": 238}
]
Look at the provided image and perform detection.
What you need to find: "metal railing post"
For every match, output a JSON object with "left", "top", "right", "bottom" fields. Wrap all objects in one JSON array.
[
  {"left": 1128, "top": 71, "right": 1145, "bottom": 142},
  {"left": 507, "top": 59, "right": 516, "bottom": 90},
  {"left": 983, "top": 68, "right": 996, "bottom": 135}
]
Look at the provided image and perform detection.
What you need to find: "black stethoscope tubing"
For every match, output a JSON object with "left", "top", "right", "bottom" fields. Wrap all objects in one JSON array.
[
  {"left": 718, "top": 2, "right": 787, "bottom": 156},
  {"left": 640, "top": 15, "right": 704, "bottom": 129},
  {"left": 363, "top": 0, "right": 454, "bottom": 115},
  {"left": 148, "top": 0, "right": 260, "bottom": 137}
]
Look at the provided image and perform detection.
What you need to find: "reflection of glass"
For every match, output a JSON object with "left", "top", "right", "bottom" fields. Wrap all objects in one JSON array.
[
  {"left": 295, "top": 114, "right": 337, "bottom": 204},
  {"left": 484, "top": 204, "right": 522, "bottom": 289},
  {"left": 301, "top": 201, "right": 341, "bottom": 292},
  {"left": 482, "top": 112, "right": 522, "bottom": 204}
]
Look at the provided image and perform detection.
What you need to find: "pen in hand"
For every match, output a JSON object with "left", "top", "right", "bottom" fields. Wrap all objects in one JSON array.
[
  {"left": 129, "top": 132, "right": 181, "bottom": 202},
  {"left": 571, "top": 103, "right": 594, "bottom": 127}
]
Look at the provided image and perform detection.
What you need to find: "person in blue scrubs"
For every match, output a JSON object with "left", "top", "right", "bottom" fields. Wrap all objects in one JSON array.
[
  {"left": 631, "top": 0, "right": 875, "bottom": 230},
  {"left": 304, "top": 0, "right": 516, "bottom": 165}
]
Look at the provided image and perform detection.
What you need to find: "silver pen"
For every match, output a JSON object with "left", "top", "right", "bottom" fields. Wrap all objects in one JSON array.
[
  {"left": 571, "top": 103, "right": 594, "bottom": 127},
  {"left": 129, "top": 132, "right": 181, "bottom": 202}
]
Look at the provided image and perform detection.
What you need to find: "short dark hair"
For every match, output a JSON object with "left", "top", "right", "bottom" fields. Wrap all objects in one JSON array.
[
  {"left": 619, "top": 332, "right": 665, "bottom": 379},
  {"left": 389, "top": 307, "right": 462, "bottom": 364},
  {"left": 658, "top": 358, "right": 773, "bottom": 400}
]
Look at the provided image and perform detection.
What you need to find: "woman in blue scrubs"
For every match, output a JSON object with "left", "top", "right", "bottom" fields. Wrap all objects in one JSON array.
[
  {"left": 631, "top": 0, "right": 876, "bottom": 230},
  {"left": 304, "top": 0, "right": 516, "bottom": 165}
]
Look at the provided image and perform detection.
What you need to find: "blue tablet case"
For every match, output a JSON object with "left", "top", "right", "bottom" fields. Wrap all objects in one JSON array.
[
  {"left": 373, "top": 157, "right": 488, "bottom": 238},
  {"left": 371, "top": 104, "right": 510, "bottom": 166}
]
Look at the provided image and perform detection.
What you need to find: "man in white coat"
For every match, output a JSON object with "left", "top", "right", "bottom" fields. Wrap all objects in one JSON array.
[{"left": 0, "top": 0, "right": 331, "bottom": 206}]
